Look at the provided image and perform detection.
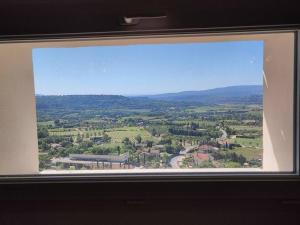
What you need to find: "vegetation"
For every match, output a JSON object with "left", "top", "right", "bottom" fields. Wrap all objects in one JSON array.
[{"left": 37, "top": 86, "right": 263, "bottom": 171}]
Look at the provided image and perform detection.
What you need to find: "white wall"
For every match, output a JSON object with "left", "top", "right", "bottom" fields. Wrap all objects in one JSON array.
[
  {"left": 263, "top": 33, "right": 295, "bottom": 171},
  {"left": 0, "top": 44, "right": 38, "bottom": 174}
]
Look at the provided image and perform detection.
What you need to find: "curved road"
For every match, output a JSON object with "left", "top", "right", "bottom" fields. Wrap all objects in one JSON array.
[
  {"left": 170, "top": 155, "right": 185, "bottom": 169},
  {"left": 170, "top": 128, "right": 227, "bottom": 169},
  {"left": 170, "top": 145, "right": 197, "bottom": 168}
]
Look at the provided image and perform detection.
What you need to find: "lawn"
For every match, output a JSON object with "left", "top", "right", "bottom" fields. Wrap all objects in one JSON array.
[
  {"left": 49, "top": 128, "right": 79, "bottom": 136},
  {"left": 231, "top": 147, "right": 263, "bottom": 161},
  {"left": 105, "top": 126, "right": 158, "bottom": 144},
  {"left": 234, "top": 137, "right": 262, "bottom": 148},
  {"left": 186, "top": 104, "right": 250, "bottom": 113},
  {"left": 48, "top": 126, "right": 158, "bottom": 145},
  {"left": 230, "top": 125, "right": 262, "bottom": 132}
]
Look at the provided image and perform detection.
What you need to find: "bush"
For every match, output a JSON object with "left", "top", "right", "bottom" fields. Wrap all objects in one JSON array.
[{"left": 39, "top": 154, "right": 52, "bottom": 170}]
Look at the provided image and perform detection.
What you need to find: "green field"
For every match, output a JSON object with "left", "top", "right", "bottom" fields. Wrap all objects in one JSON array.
[
  {"left": 106, "top": 127, "right": 158, "bottom": 143},
  {"left": 234, "top": 137, "right": 262, "bottom": 148},
  {"left": 49, "top": 128, "right": 82, "bottom": 136},
  {"left": 186, "top": 104, "right": 249, "bottom": 113},
  {"left": 230, "top": 147, "right": 262, "bottom": 161},
  {"left": 230, "top": 125, "right": 262, "bottom": 132}
]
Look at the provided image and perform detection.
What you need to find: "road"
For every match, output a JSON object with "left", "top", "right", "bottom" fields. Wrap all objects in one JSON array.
[
  {"left": 220, "top": 128, "right": 227, "bottom": 139},
  {"left": 179, "top": 145, "right": 198, "bottom": 155},
  {"left": 170, "top": 128, "right": 228, "bottom": 169},
  {"left": 170, "top": 145, "right": 198, "bottom": 168},
  {"left": 170, "top": 155, "right": 185, "bottom": 169}
]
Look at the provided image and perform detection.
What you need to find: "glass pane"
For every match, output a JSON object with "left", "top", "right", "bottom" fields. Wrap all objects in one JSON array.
[{"left": 33, "top": 40, "right": 265, "bottom": 172}]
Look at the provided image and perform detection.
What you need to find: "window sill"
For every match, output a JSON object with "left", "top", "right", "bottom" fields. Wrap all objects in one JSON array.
[{"left": 39, "top": 168, "right": 263, "bottom": 175}]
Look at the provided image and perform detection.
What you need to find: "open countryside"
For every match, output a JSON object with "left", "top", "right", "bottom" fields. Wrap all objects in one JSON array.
[{"left": 37, "top": 85, "right": 263, "bottom": 171}]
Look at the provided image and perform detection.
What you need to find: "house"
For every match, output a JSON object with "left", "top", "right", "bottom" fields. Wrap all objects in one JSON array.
[
  {"left": 197, "top": 145, "right": 218, "bottom": 153},
  {"left": 152, "top": 145, "right": 165, "bottom": 151},
  {"left": 149, "top": 149, "right": 160, "bottom": 156},
  {"left": 134, "top": 143, "right": 147, "bottom": 150},
  {"left": 50, "top": 143, "right": 62, "bottom": 149},
  {"left": 192, "top": 153, "right": 210, "bottom": 165}
]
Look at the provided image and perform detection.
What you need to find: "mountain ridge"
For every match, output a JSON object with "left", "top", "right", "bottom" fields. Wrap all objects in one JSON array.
[
  {"left": 143, "top": 85, "right": 262, "bottom": 104},
  {"left": 36, "top": 85, "right": 263, "bottom": 110}
]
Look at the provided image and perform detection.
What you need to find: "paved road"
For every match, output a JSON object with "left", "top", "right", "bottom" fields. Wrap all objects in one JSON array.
[
  {"left": 170, "top": 145, "right": 198, "bottom": 168},
  {"left": 220, "top": 128, "right": 227, "bottom": 139},
  {"left": 171, "top": 128, "right": 228, "bottom": 169},
  {"left": 179, "top": 145, "right": 198, "bottom": 155},
  {"left": 170, "top": 155, "right": 185, "bottom": 169}
]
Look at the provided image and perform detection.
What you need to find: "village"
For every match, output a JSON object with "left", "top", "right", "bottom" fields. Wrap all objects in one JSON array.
[{"left": 40, "top": 121, "right": 262, "bottom": 171}]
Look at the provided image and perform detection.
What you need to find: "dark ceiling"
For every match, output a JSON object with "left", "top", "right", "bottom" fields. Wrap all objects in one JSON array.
[{"left": 1, "top": 0, "right": 300, "bottom": 37}]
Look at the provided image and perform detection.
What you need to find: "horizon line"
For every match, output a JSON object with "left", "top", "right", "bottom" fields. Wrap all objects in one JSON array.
[{"left": 35, "top": 84, "right": 263, "bottom": 97}]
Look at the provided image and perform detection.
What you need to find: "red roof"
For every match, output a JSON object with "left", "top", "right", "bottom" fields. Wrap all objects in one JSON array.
[{"left": 193, "top": 153, "right": 209, "bottom": 160}]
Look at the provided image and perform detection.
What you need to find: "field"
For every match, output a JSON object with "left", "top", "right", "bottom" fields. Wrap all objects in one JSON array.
[
  {"left": 230, "top": 147, "right": 262, "bottom": 161},
  {"left": 234, "top": 137, "right": 262, "bottom": 148},
  {"left": 44, "top": 126, "right": 158, "bottom": 143},
  {"left": 105, "top": 127, "right": 159, "bottom": 143},
  {"left": 36, "top": 91, "right": 263, "bottom": 171}
]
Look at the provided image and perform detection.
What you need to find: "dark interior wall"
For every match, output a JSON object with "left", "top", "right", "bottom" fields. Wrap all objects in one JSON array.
[
  {"left": 0, "top": 181, "right": 300, "bottom": 225},
  {"left": 0, "top": 0, "right": 300, "bottom": 224},
  {"left": 1, "top": 0, "right": 300, "bottom": 37}
]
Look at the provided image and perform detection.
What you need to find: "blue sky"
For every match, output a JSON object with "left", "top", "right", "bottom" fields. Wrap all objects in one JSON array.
[{"left": 32, "top": 40, "right": 263, "bottom": 96}]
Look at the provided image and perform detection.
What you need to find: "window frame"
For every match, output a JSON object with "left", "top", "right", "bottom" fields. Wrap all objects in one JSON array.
[{"left": 0, "top": 28, "right": 299, "bottom": 184}]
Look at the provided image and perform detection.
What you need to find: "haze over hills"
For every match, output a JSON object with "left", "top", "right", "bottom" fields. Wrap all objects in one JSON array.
[{"left": 36, "top": 85, "right": 263, "bottom": 111}]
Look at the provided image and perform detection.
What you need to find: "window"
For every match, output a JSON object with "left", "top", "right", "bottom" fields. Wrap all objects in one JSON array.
[{"left": 0, "top": 32, "right": 297, "bottom": 177}]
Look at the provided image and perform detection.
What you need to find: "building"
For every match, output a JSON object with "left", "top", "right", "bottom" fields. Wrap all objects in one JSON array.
[
  {"left": 197, "top": 145, "right": 219, "bottom": 154},
  {"left": 192, "top": 153, "right": 210, "bottom": 165},
  {"left": 50, "top": 143, "right": 62, "bottom": 149},
  {"left": 53, "top": 153, "right": 130, "bottom": 169}
]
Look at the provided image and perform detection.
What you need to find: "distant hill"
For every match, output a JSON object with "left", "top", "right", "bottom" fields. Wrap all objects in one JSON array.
[
  {"left": 144, "top": 85, "right": 262, "bottom": 104},
  {"left": 37, "top": 95, "right": 141, "bottom": 110},
  {"left": 36, "top": 94, "right": 176, "bottom": 111},
  {"left": 36, "top": 85, "right": 263, "bottom": 112}
]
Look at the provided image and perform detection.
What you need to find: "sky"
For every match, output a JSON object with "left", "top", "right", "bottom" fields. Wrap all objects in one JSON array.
[{"left": 32, "top": 40, "right": 263, "bottom": 96}]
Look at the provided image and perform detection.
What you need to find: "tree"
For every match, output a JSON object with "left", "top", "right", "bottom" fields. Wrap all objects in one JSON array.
[
  {"left": 135, "top": 135, "right": 142, "bottom": 144},
  {"left": 151, "top": 128, "right": 157, "bottom": 136},
  {"left": 160, "top": 152, "right": 170, "bottom": 166},
  {"left": 145, "top": 140, "right": 153, "bottom": 148},
  {"left": 40, "top": 141, "right": 50, "bottom": 151},
  {"left": 37, "top": 127, "right": 49, "bottom": 138},
  {"left": 197, "top": 160, "right": 214, "bottom": 168},
  {"left": 39, "top": 154, "right": 52, "bottom": 170},
  {"left": 76, "top": 133, "right": 83, "bottom": 143},
  {"left": 54, "top": 119, "right": 60, "bottom": 127},
  {"left": 190, "top": 122, "right": 199, "bottom": 130},
  {"left": 103, "top": 133, "right": 111, "bottom": 143},
  {"left": 79, "top": 141, "right": 93, "bottom": 149},
  {"left": 122, "top": 137, "right": 131, "bottom": 146},
  {"left": 165, "top": 144, "right": 182, "bottom": 155},
  {"left": 159, "top": 138, "right": 172, "bottom": 145},
  {"left": 116, "top": 146, "right": 121, "bottom": 155}
]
